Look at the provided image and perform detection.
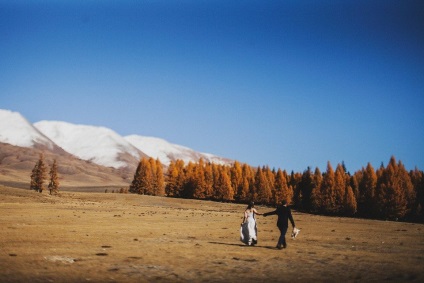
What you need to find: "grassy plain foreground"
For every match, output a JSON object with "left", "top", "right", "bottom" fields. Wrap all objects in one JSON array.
[{"left": 1, "top": 185, "right": 423, "bottom": 282}]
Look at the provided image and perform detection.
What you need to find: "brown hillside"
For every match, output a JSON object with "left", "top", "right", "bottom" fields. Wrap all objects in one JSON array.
[{"left": 0, "top": 143, "right": 132, "bottom": 190}]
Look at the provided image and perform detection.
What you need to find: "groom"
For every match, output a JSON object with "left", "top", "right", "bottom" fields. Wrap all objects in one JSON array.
[{"left": 263, "top": 200, "right": 296, "bottom": 249}]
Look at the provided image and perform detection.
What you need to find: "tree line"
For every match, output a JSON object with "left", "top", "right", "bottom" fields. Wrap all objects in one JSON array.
[
  {"left": 129, "top": 156, "right": 423, "bottom": 222},
  {"left": 29, "top": 153, "right": 423, "bottom": 222}
]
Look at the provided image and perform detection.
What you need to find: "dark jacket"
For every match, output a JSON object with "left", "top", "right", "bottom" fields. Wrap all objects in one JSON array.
[{"left": 264, "top": 205, "right": 295, "bottom": 228}]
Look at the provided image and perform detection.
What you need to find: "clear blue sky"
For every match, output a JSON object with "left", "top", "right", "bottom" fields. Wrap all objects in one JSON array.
[{"left": 1, "top": 0, "right": 423, "bottom": 173}]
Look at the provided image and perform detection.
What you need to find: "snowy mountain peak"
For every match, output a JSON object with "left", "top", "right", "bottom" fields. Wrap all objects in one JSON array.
[
  {"left": 0, "top": 109, "right": 56, "bottom": 149},
  {"left": 34, "top": 121, "right": 145, "bottom": 169},
  {"left": 0, "top": 109, "right": 233, "bottom": 170},
  {"left": 125, "top": 135, "right": 232, "bottom": 166}
]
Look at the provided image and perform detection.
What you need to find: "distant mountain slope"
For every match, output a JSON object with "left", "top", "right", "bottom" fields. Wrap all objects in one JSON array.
[
  {"left": 125, "top": 135, "right": 233, "bottom": 166},
  {"left": 0, "top": 109, "right": 233, "bottom": 173},
  {"left": 0, "top": 142, "right": 132, "bottom": 189},
  {"left": 0, "top": 109, "right": 60, "bottom": 151},
  {"left": 34, "top": 121, "right": 147, "bottom": 169}
]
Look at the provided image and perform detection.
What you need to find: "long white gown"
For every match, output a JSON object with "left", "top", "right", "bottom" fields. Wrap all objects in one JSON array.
[{"left": 240, "top": 211, "right": 257, "bottom": 245}]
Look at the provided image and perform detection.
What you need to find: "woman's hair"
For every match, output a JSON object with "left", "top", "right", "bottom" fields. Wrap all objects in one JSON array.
[{"left": 247, "top": 201, "right": 254, "bottom": 209}]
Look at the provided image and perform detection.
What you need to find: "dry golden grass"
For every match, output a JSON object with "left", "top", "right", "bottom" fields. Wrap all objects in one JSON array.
[{"left": 1, "top": 185, "right": 423, "bottom": 283}]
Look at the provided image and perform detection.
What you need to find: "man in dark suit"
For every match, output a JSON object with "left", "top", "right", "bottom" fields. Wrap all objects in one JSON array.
[{"left": 264, "top": 200, "right": 296, "bottom": 249}]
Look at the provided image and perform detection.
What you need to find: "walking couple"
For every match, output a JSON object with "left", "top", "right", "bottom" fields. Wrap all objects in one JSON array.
[{"left": 240, "top": 200, "right": 297, "bottom": 249}]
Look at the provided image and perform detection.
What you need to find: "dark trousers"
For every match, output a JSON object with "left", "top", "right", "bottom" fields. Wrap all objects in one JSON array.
[{"left": 277, "top": 226, "right": 288, "bottom": 247}]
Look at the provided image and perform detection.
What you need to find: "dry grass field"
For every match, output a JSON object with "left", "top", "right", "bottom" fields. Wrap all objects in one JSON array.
[{"left": 1, "top": 185, "right": 423, "bottom": 283}]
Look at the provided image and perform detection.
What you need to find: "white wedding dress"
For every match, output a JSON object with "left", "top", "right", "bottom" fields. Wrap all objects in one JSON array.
[{"left": 240, "top": 211, "right": 257, "bottom": 245}]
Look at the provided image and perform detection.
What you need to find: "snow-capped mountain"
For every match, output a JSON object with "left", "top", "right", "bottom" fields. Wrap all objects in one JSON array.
[
  {"left": 0, "top": 109, "right": 233, "bottom": 170},
  {"left": 0, "top": 109, "right": 58, "bottom": 151},
  {"left": 34, "top": 121, "right": 147, "bottom": 169},
  {"left": 125, "top": 135, "right": 232, "bottom": 166}
]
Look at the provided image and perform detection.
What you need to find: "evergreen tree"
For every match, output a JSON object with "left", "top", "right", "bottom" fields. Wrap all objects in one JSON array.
[
  {"left": 30, "top": 163, "right": 39, "bottom": 191},
  {"left": 48, "top": 159, "right": 60, "bottom": 195},
  {"left": 149, "top": 157, "right": 158, "bottom": 194},
  {"left": 311, "top": 167, "right": 323, "bottom": 212},
  {"left": 130, "top": 157, "right": 155, "bottom": 195},
  {"left": 182, "top": 161, "right": 197, "bottom": 198},
  {"left": 30, "top": 154, "right": 47, "bottom": 193},
  {"left": 214, "top": 166, "right": 234, "bottom": 201},
  {"left": 264, "top": 166, "right": 276, "bottom": 204},
  {"left": 344, "top": 185, "right": 357, "bottom": 216},
  {"left": 165, "top": 160, "right": 178, "bottom": 196},
  {"left": 357, "top": 163, "right": 378, "bottom": 217},
  {"left": 274, "top": 168, "right": 291, "bottom": 205},
  {"left": 297, "top": 167, "right": 314, "bottom": 211},
  {"left": 334, "top": 163, "right": 347, "bottom": 214},
  {"left": 255, "top": 167, "right": 272, "bottom": 204},
  {"left": 376, "top": 156, "right": 413, "bottom": 219},
  {"left": 154, "top": 158, "right": 165, "bottom": 196},
  {"left": 190, "top": 159, "right": 202, "bottom": 199},
  {"left": 397, "top": 161, "right": 416, "bottom": 216},
  {"left": 203, "top": 162, "right": 214, "bottom": 200},
  {"left": 231, "top": 161, "right": 243, "bottom": 202},
  {"left": 321, "top": 161, "right": 337, "bottom": 214},
  {"left": 211, "top": 163, "right": 221, "bottom": 200},
  {"left": 169, "top": 159, "right": 186, "bottom": 197},
  {"left": 239, "top": 163, "right": 254, "bottom": 202},
  {"left": 410, "top": 168, "right": 424, "bottom": 221},
  {"left": 289, "top": 171, "right": 302, "bottom": 207},
  {"left": 129, "top": 160, "right": 143, "bottom": 194}
]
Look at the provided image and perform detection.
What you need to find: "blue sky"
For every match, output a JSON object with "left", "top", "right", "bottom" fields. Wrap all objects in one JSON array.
[{"left": 1, "top": 0, "right": 423, "bottom": 173}]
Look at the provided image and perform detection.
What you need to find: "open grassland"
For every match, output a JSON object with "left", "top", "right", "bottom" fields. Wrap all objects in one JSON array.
[{"left": 1, "top": 185, "right": 423, "bottom": 283}]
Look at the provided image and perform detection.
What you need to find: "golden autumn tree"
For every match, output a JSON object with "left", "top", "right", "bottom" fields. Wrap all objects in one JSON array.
[
  {"left": 334, "top": 163, "right": 347, "bottom": 214},
  {"left": 264, "top": 166, "right": 276, "bottom": 204},
  {"left": 376, "top": 156, "right": 414, "bottom": 219},
  {"left": 311, "top": 167, "right": 323, "bottom": 212},
  {"left": 148, "top": 157, "right": 158, "bottom": 194},
  {"left": 320, "top": 161, "right": 337, "bottom": 214},
  {"left": 343, "top": 185, "right": 357, "bottom": 216},
  {"left": 239, "top": 163, "right": 254, "bottom": 202},
  {"left": 130, "top": 157, "right": 155, "bottom": 195},
  {"left": 231, "top": 161, "right": 243, "bottom": 202},
  {"left": 211, "top": 163, "right": 221, "bottom": 200},
  {"left": 357, "top": 163, "right": 378, "bottom": 217},
  {"left": 192, "top": 159, "right": 207, "bottom": 199},
  {"left": 214, "top": 166, "right": 234, "bottom": 201},
  {"left": 48, "top": 159, "right": 60, "bottom": 195},
  {"left": 30, "top": 154, "right": 47, "bottom": 193},
  {"left": 203, "top": 162, "right": 214, "bottom": 199},
  {"left": 274, "top": 168, "right": 292, "bottom": 205},
  {"left": 410, "top": 168, "right": 424, "bottom": 221},
  {"left": 154, "top": 158, "right": 165, "bottom": 196},
  {"left": 141, "top": 157, "right": 154, "bottom": 195},
  {"left": 255, "top": 167, "right": 272, "bottom": 205},
  {"left": 182, "top": 161, "right": 197, "bottom": 198},
  {"left": 165, "top": 159, "right": 185, "bottom": 197}
]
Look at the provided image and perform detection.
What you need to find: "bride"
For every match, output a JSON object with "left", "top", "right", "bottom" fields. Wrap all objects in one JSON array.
[{"left": 240, "top": 201, "right": 263, "bottom": 246}]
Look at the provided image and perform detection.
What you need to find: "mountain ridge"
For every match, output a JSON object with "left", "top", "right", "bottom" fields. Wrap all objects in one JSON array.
[{"left": 0, "top": 109, "right": 233, "bottom": 171}]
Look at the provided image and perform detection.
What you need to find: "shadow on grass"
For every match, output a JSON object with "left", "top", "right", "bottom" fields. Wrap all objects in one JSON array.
[{"left": 208, "top": 241, "right": 276, "bottom": 250}]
